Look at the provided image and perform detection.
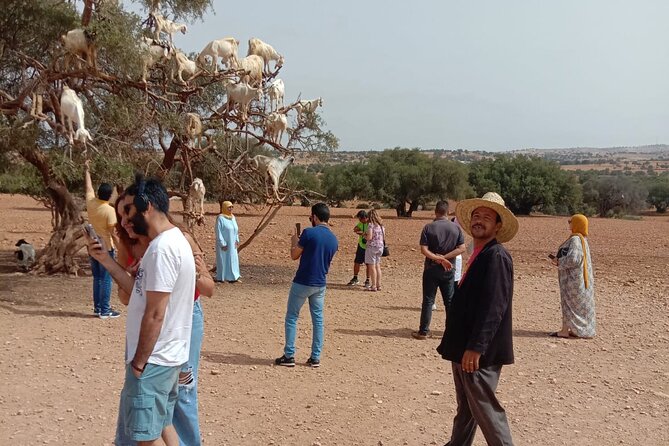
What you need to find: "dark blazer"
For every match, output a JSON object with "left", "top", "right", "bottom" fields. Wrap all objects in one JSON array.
[{"left": 437, "top": 239, "right": 514, "bottom": 367}]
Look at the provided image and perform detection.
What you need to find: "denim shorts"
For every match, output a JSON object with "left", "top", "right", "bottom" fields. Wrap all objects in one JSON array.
[{"left": 120, "top": 362, "right": 180, "bottom": 442}]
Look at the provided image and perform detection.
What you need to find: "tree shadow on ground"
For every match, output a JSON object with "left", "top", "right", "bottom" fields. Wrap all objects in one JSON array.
[
  {"left": 513, "top": 329, "right": 551, "bottom": 338},
  {"left": 335, "top": 327, "right": 443, "bottom": 339},
  {"left": 0, "top": 303, "right": 93, "bottom": 319},
  {"left": 201, "top": 351, "right": 272, "bottom": 367}
]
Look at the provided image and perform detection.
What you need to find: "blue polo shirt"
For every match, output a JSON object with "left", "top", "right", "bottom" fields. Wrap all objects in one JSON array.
[{"left": 293, "top": 225, "right": 339, "bottom": 287}]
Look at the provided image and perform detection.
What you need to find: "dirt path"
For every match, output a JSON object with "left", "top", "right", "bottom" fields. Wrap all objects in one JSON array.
[{"left": 1, "top": 194, "right": 668, "bottom": 445}]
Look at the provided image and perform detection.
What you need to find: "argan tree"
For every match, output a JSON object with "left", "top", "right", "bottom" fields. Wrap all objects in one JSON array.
[{"left": 0, "top": 0, "right": 337, "bottom": 274}]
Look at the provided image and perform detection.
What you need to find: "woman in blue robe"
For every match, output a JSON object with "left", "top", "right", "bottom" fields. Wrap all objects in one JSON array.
[{"left": 215, "top": 201, "right": 241, "bottom": 282}]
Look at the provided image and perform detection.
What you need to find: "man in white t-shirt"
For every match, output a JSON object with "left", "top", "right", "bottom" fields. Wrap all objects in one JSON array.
[{"left": 87, "top": 175, "right": 195, "bottom": 446}]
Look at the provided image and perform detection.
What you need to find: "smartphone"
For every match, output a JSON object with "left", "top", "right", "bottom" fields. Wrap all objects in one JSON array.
[
  {"left": 548, "top": 253, "right": 556, "bottom": 260},
  {"left": 295, "top": 223, "right": 301, "bottom": 235},
  {"left": 84, "top": 223, "right": 100, "bottom": 243}
]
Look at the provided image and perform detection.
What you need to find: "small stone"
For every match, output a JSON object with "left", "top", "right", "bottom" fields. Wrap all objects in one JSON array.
[{"left": 211, "top": 370, "right": 221, "bottom": 375}]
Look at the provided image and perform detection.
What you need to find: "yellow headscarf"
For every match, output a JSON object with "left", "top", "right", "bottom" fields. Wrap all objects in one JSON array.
[
  {"left": 569, "top": 214, "right": 590, "bottom": 288},
  {"left": 221, "top": 201, "right": 234, "bottom": 218}
]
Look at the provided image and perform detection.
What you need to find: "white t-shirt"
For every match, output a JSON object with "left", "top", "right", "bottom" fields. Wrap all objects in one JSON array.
[
  {"left": 126, "top": 227, "right": 196, "bottom": 367},
  {"left": 454, "top": 254, "right": 463, "bottom": 282}
]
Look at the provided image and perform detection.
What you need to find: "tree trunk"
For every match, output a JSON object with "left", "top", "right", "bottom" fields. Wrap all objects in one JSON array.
[
  {"left": 395, "top": 201, "right": 407, "bottom": 217},
  {"left": 406, "top": 200, "right": 419, "bottom": 217},
  {"left": 20, "top": 148, "right": 86, "bottom": 275},
  {"left": 33, "top": 182, "right": 87, "bottom": 275}
]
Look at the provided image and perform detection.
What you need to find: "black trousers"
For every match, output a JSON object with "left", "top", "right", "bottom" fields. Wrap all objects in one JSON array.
[{"left": 418, "top": 265, "right": 455, "bottom": 333}]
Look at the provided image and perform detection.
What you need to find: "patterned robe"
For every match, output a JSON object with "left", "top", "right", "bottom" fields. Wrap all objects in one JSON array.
[{"left": 557, "top": 235, "right": 596, "bottom": 337}]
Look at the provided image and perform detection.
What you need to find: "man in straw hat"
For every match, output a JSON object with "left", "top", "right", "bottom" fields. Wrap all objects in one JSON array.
[{"left": 437, "top": 192, "right": 518, "bottom": 446}]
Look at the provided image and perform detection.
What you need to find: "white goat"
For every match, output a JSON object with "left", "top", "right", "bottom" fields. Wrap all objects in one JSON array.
[
  {"left": 197, "top": 38, "right": 239, "bottom": 72},
  {"left": 267, "top": 79, "right": 285, "bottom": 111},
  {"left": 247, "top": 38, "right": 284, "bottom": 73},
  {"left": 140, "top": 37, "right": 173, "bottom": 82},
  {"left": 172, "top": 50, "right": 198, "bottom": 84},
  {"left": 251, "top": 154, "right": 295, "bottom": 200},
  {"left": 237, "top": 54, "right": 264, "bottom": 87},
  {"left": 152, "top": 13, "right": 187, "bottom": 44},
  {"left": 189, "top": 178, "right": 206, "bottom": 216},
  {"left": 60, "top": 86, "right": 92, "bottom": 156},
  {"left": 61, "top": 28, "right": 97, "bottom": 70},
  {"left": 293, "top": 97, "right": 324, "bottom": 121},
  {"left": 225, "top": 82, "right": 263, "bottom": 121},
  {"left": 184, "top": 112, "right": 203, "bottom": 148},
  {"left": 265, "top": 111, "right": 288, "bottom": 144}
]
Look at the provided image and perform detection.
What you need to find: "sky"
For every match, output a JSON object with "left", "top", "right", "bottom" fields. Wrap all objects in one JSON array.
[{"left": 158, "top": 0, "right": 669, "bottom": 151}]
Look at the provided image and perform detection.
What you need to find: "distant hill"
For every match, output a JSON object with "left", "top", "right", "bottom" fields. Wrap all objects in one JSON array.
[{"left": 295, "top": 145, "right": 669, "bottom": 168}]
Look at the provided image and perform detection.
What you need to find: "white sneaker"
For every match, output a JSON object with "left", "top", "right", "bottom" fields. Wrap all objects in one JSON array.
[{"left": 432, "top": 303, "right": 437, "bottom": 310}]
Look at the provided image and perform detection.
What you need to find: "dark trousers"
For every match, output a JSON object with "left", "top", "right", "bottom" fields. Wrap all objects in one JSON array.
[
  {"left": 418, "top": 265, "right": 454, "bottom": 334},
  {"left": 446, "top": 363, "right": 514, "bottom": 446}
]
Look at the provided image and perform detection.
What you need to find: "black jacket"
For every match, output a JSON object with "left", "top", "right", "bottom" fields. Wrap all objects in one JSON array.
[{"left": 437, "top": 239, "right": 514, "bottom": 367}]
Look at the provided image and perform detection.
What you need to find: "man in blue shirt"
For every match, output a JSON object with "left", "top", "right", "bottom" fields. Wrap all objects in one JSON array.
[{"left": 275, "top": 203, "right": 338, "bottom": 368}]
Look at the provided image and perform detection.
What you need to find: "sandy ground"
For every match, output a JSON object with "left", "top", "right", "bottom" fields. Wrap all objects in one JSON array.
[{"left": 0, "top": 193, "right": 668, "bottom": 445}]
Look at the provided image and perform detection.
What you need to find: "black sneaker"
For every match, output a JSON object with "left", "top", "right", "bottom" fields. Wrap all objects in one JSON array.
[
  {"left": 94, "top": 309, "right": 100, "bottom": 316},
  {"left": 99, "top": 310, "right": 121, "bottom": 319},
  {"left": 306, "top": 357, "right": 320, "bottom": 368},
  {"left": 363, "top": 279, "right": 370, "bottom": 288},
  {"left": 274, "top": 355, "right": 295, "bottom": 367},
  {"left": 347, "top": 277, "right": 359, "bottom": 286}
]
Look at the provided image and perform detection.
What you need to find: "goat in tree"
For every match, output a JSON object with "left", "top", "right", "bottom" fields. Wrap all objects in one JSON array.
[
  {"left": 267, "top": 78, "right": 285, "bottom": 111},
  {"left": 61, "top": 28, "right": 97, "bottom": 71},
  {"left": 247, "top": 38, "right": 284, "bottom": 73},
  {"left": 197, "top": 38, "right": 239, "bottom": 72},
  {"left": 265, "top": 111, "right": 288, "bottom": 144},
  {"left": 184, "top": 112, "right": 203, "bottom": 149},
  {"left": 140, "top": 37, "right": 173, "bottom": 83},
  {"left": 60, "top": 86, "right": 92, "bottom": 158},
  {"left": 251, "top": 154, "right": 295, "bottom": 200},
  {"left": 172, "top": 50, "right": 199, "bottom": 84},
  {"left": 151, "top": 13, "right": 188, "bottom": 44},
  {"left": 189, "top": 178, "right": 206, "bottom": 216}
]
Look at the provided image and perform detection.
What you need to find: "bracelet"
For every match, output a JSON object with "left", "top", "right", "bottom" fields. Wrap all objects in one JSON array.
[{"left": 131, "top": 361, "right": 145, "bottom": 373}]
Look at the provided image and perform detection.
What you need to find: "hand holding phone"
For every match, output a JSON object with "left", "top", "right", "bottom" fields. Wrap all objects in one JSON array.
[{"left": 83, "top": 223, "right": 100, "bottom": 242}]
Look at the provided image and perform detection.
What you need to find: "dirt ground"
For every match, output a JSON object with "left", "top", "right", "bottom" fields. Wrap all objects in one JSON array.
[{"left": 1, "top": 193, "right": 668, "bottom": 445}]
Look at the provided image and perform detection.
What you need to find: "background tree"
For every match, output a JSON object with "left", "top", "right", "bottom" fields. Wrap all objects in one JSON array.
[
  {"left": 468, "top": 155, "right": 583, "bottom": 215},
  {"left": 320, "top": 162, "right": 373, "bottom": 206},
  {"left": 646, "top": 176, "right": 669, "bottom": 213},
  {"left": 0, "top": 0, "right": 336, "bottom": 274},
  {"left": 365, "top": 148, "right": 472, "bottom": 217}
]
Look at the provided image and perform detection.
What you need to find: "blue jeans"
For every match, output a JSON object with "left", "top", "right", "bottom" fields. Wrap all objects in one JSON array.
[
  {"left": 115, "top": 301, "right": 204, "bottom": 446},
  {"left": 284, "top": 282, "right": 326, "bottom": 361},
  {"left": 173, "top": 299, "right": 204, "bottom": 446},
  {"left": 90, "top": 249, "right": 115, "bottom": 313},
  {"left": 419, "top": 264, "right": 455, "bottom": 334}
]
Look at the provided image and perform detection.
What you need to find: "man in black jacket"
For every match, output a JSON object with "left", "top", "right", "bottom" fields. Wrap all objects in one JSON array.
[{"left": 437, "top": 192, "right": 519, "bottom": 446}]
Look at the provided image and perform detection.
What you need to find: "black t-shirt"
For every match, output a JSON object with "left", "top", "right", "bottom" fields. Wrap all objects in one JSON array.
[{"left": 419, "top": 217, "right": 464, "bottom": 268}]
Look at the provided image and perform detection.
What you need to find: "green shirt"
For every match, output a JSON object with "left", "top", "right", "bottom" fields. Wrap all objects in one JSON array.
[{"left": 356, "top": 222, "right": 369, "bottom": 249}]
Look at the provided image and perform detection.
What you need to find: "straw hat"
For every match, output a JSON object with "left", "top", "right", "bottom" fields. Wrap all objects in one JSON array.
[{"left": 455, "top": 192, "right": 519, "bottom": 243}]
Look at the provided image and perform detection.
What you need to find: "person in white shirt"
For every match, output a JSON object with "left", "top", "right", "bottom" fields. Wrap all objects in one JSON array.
[{"left": 87, "top": 175, "right": 195, "bottom": 446}]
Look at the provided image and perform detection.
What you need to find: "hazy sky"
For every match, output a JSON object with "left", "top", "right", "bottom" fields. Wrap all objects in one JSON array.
[{"left": 164, "top": 0, "right": 668, "bottom": 151}]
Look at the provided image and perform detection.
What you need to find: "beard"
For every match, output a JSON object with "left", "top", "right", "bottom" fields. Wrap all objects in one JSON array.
[{"left": 131, "top": 211, "right": 149, "bottom": 236}]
